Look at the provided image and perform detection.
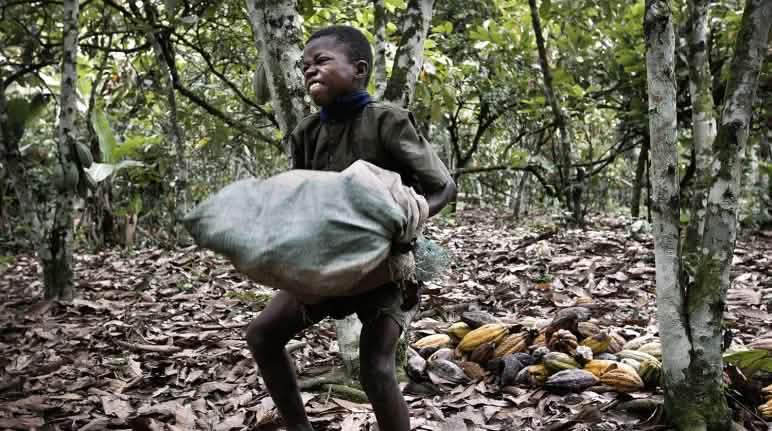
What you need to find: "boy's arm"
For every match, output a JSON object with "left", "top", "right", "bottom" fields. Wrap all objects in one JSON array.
[
  {"left": 288, "top": 126, "right": 305, "bottom": 170},
  {"left": 381, "top": 109, "right": 456, "bottom": 217},
  {"left": 425, "top": 179, "right": 456, "bottom": 217}
]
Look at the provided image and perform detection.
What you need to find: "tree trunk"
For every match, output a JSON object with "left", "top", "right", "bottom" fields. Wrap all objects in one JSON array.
[
  {"left": 683, "top": 0, "right": 717, "bottom": 250},
  {"left": 142, "top": 7, "right": 188, "bottom": 242},
  {"left": 760, "top": 131, "right": 772, "bottom": 224},
  {"left": 527, "top": 0, "right": 576, "bottom": 223},
  {"left": 686, "top": 0, "right": 770, "bottom": 427},
  {"left": 382, "top": 0, "right": 434, "bottom": 107},
  {"left": 632, "top": 139, "right": 650, "bottom": 218},
  {"left": 512, "top": 172, "right": 530, "bottom": 219},
  {"left": 647, "top": 0, "right": 771, "bottom": 429},
  {"left": 245, "top": 0, "right": 308, "bottom": 140},
  {"left": 0, "top": 91, "right": 43, "bottom": 245},
  {"left": 42, "top": 0, "right": 79, "bottom": 300},
  {"left": 372, "top": 0, "right": 388, "bottom": 99}
]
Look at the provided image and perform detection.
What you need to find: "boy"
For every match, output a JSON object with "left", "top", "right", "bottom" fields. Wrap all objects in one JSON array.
[{"left": 245, "top": 25, "right": 456, "bottom": 431}]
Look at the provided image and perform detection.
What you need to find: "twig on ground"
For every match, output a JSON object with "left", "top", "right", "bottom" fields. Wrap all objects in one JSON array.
[{"left": 115, "top": 340, "right": 181, "bottom": 353}]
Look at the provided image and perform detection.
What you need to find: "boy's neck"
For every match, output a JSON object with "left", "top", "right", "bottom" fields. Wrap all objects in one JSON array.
[{"left": 320, "top": 90, "right": 372, "bottom": 123}]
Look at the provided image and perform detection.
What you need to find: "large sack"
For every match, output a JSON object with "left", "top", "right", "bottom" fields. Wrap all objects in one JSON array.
[{"left": 182, "top": 160, "right": 428, "bottom": 300}]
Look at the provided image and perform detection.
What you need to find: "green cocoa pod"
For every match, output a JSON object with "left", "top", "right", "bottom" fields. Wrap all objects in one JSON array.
[
  {"left": 75, "top": 142, "right": 93, "bottom": 168},
  {"left": 253, "top": 62, "right": 270, "bottom": 104}
]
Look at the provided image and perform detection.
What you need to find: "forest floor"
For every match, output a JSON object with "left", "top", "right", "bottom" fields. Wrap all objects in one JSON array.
[{"left": 1, "top": 209, "right": 771, "bottom": 431}]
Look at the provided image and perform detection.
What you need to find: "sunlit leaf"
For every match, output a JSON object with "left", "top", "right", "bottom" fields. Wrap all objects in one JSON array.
[{"left": 90, "top": 108, "right": 117, "bottom": 164}]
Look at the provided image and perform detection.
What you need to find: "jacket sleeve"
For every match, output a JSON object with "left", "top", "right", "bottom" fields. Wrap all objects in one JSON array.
[
  {"left": 381, "top": 108, "right": 452, "bottom": 193},
  {"left": 287, "top": 125, "right": 305, "bottom": 170}
]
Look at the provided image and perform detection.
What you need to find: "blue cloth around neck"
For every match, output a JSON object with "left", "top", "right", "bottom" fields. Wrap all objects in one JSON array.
[{"left": 320, "top": 90, "right": 372, "bottom": 123}]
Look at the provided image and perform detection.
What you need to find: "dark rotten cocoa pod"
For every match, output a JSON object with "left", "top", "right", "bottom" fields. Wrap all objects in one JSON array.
[
  {"left": 461, "top": 311, "right": 500, "bottom": 329},
  {"left": 469, "top": 341, "right": 495, "bottom": 364},
  {"left": 509, "top": 352, "right": 536, "bottom": 366},
  {"left": 499, "top": 355, "right": 524, "bottom": 387},
  {"left": 544, "top": 369, "right": 599, "bottom": 394}
]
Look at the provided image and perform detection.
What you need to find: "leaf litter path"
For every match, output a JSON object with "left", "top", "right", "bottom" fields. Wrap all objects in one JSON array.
[{"left": 1, "top": 209, "right": 770, "bottom": 431}]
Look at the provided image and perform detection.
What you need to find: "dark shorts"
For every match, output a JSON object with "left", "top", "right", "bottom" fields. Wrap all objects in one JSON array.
[{"left": 299, "top": 282, "right": 420, "bottom": 332}]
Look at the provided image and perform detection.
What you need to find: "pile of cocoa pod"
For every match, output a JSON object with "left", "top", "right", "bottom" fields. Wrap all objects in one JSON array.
[{"left": 406, "top": 307, "right": 663, "bottom": 395}]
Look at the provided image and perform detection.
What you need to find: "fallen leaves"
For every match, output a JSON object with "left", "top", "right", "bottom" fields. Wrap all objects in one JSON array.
[{"left": 0, "top": 210, "right": 770, "bottom": 430}]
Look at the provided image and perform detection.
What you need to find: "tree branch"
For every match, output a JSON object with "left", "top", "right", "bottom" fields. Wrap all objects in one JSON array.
[{"left": 173, "top": 33, "right": 277, "bottom": 127}]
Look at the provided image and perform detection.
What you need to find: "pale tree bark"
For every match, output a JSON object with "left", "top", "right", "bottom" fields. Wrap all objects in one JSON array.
[
  {"left": 42, "top": 0, "right": 79, "bottom": 300},
  {"left": 683, "top": 0, "right": 717, "bottom": 250},
  {"left": 644, "top": 0, "right": 692, "bottom": 426},
  {"left": 647, "top": 0, "right": 772, "bottom": 429},
  {"left": 382, "top": 0, "right": 434, "bottom": 107},
  {"left": 631, "top": 138, "right": 650, "bottom": 218},
  {"left": 372, "top": 0, "right": 388, "bottom": 99},
  {"left": 245, "top": 0, "right": 308, "bottom": 140},
  {"left": 684, "top": 1, "right": 771, "bottom": 427},
  {"left": 527, "top": 0, "right": 577, "bottom": 224}
]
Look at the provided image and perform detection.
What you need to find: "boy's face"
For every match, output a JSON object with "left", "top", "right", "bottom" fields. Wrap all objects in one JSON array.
[{"left": 302, "top": 35, "right": 367, "bottom": 107}]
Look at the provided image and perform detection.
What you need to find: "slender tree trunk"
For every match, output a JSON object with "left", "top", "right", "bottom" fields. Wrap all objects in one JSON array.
[
  {"left": 527, "top": 0, "right": 576, "bottom": 222},
  {"left": 632, "top": 139, "right": 650, "bottom": 218},
  {"left": 687, "top": 0, "right": 770, "bottom": 427},
  {"left": 684, "top": 0, "right": 717, "bottom": 250},
  {"left": 645, "top": 1, "right": 691, "bottom": 426},
  {"left": 245, "top": 0, "right": 308, "bottom": 140},
  {"left": 382, "top": 0, "right": 434, "bottom": 107},
  {"left": 648, "top": 0, "right": 772, "bottom": 429},
  {"left": 146, "top": 24, "right": 188, "bottom": 242},
  {"left": 512, "top": 172, "right": 529, "bottom": 219},
  {"left": 42, "top": 0, "right": 79, "bottom": 300},
  {"left": 0, "top": 91, "right": 42, "bottom": 244},
  {"left": 761, "top": 131, "right": 772, "bottom": 223},
  {"left": 372, "top": 0, "right": 388, "bottom": 99}
]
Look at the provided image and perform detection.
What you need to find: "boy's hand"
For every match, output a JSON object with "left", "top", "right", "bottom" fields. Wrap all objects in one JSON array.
[{"left": 425, "top": 179, "right": 457, "bottom": 217}]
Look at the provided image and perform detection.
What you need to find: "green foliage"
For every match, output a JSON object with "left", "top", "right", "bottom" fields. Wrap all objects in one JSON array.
[
  {"left": 723, "top": 349, "right": 772, "bottom": 378},
  {"left": 90, "top": 109, "right": 118, "bottom": 164}
]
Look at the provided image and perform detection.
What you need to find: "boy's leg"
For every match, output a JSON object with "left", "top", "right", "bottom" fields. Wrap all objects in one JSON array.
[
  {"left": 245, "top": 291, "right": 315, "bottom": 431},
  {"left": 359, "top": 316, "right": 410, "bottom": 431}
]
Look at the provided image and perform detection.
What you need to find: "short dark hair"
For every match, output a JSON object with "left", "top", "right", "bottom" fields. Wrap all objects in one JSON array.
[{"left": 307, "top": 25, "right": 372, "bottom": 84}]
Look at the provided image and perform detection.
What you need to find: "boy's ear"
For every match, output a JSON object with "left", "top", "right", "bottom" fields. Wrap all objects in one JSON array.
[{"left": 354, "top": 60, "right": 369, "bottom": 81}]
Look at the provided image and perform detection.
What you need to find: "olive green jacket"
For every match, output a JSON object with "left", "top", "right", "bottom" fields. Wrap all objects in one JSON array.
[{"left": 289, "top": 101, "right": 451, "bottom": 195}]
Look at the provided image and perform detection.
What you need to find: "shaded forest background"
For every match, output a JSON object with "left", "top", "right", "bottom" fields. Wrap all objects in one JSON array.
[
  {"left": 1, "top": 0, "right": 771, "bottom": 430},
  {"left": 2, "top": 0, "right": 769, "bottom": 255}
]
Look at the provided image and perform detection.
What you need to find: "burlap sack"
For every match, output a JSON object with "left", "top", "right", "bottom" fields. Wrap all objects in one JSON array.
[{"left": 182, "top": 160, "right": 428, "bottom": 301}]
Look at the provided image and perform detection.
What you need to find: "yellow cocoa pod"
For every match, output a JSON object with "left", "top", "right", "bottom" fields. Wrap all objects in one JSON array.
[
  {"left": 607, "top": 332, "right": 626, "bottom": 354},
  {"left": 618, "top": 349, "right": 658, "bottom": 364},
  {"left": 577, "top": 321, "right": 601, "bottom": 339},
  {"left": 531, "top": 332, "right": 547, "bottom": 349},
  {"left": 524, "top": 364, "right": 548, "bottom": 386},
  {"left": 758, "top": 399, "right": 772, "bottom": 419},
  {"left": 638, "top": 358, "right": 662, "bottom": 388},
  {"left": 413, "top": 334, "right": 451, "bottom": 349},
  {"left": 622, "top": 334, "right": 657, "bottom": 351},
  {"left": 762, "top": 383, "right": 772, "bottom": 402},
  {"left": 600, "top": 368, "right": 644, "bottom": 392},
  {"left": 583, "top": 360, "right": 618, "bottom": 378},
  {"left": 494, "top": 332, "right": 529, "bottom": 357},
  {"left": 580, "top": 332, "right": 611, "bottom": 354},
  {"left": 543, "top": 352, "right": 579, "bottom": 374},
  {"left": 457, "top": 323, "right": 508, "bottom": 352},
  {"left": 446, "top": 322, "right": 471, "bottom": 339},
  {"left": 637, "top": 342, "right": 662, "bottom": 360}
]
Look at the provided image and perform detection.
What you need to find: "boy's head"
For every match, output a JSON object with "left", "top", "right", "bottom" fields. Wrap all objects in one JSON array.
[{"left": 302, "top": 25, "right": 372, "bottom": 106}]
